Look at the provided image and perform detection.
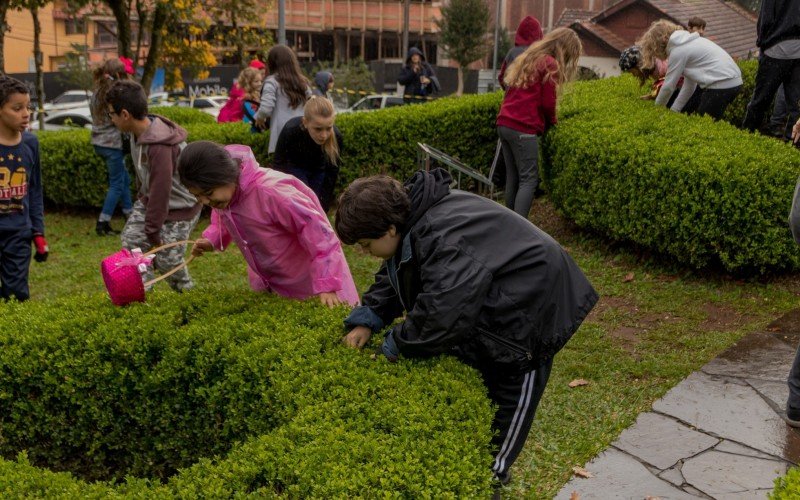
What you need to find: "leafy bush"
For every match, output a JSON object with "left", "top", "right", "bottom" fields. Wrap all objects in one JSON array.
[
  {"left": 150, "top": 106, "right": 216, "bottom": 125},
  {"left": 0, "top": 289, "right": 494, "bottom": 496},
  {"left": 541, "top": 73, "right": 800, "bottom": 274},
  {"left": 772, "top": 467, "right": 800, "bottom": 499},
  {"left": 37, "top": 93, "right": 501, "bottom": 208}
]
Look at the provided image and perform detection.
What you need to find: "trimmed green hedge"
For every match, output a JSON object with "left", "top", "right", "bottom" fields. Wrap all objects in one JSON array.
[
  {"left": 541, "top": 73, "right": 800, "bottom": 274},
  {"left": 0, "top": 289, "right": 494, "bottom": 496},
  {"left": 38, "top": 94, "right": 501, "bottom": 208},
  {"left": 772, "top": 467, "right": 800, "bottom": 499},
  {"left": 150, "top": 105, "right": 217, "bottom": 125}
]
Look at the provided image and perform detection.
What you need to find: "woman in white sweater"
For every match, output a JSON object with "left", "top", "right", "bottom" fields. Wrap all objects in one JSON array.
[
  {"left": 639, "top": 20, "right": 742, "bottom": 120},
  {"left": 255, "top": 45, "right": 312, "bottom": 154}
]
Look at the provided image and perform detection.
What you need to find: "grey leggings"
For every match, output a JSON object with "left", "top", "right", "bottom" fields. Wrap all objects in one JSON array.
[{"left": 498, "top": 126, "right": 539, "bottom": 219}]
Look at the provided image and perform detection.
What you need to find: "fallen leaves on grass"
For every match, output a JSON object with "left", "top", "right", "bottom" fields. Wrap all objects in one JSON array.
[
  {"left": 570, "top": 492, "right": 581, "bottom": 500},
  {"left": 572, "top": 466, "right": 593, "bottom": 478},
  {"left": 623, "top": 272, "right": 635, "bottom": 283},
  {"left": 568, "top": 379, "right": 590, "bottom": 388}
]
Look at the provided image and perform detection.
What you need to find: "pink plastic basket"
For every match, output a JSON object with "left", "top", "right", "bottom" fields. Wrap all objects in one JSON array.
[{"left": 101, "top": 240, "right": 195, "bottom": 306}]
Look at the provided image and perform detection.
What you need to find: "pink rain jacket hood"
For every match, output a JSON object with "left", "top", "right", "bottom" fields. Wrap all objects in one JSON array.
[{"left": 202, "top": 145, "right": 359, "bottom": 305}]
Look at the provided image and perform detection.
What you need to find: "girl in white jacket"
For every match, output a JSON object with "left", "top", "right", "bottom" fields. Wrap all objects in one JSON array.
[{"left": 639, "top": 20, "right": 742, "bottom": 120}]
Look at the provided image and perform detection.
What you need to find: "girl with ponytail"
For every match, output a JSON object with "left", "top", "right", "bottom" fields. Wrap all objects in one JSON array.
[
  {"left": 272, "top": 96, "right": 343, "bottom": 211},
  {"left": 90, "top": 58, "right": 134, "bottom": 235}
]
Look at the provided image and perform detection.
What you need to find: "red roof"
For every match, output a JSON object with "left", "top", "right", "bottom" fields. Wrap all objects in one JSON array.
[
  {"left": 573, "top": 21, "right": 631, "bottom": 53},
  {"left": 587, "top": 0, "right": 757, "bottom": 59},
  {"left": 556, "top": 9, "right": 599, "bottom": 28}
]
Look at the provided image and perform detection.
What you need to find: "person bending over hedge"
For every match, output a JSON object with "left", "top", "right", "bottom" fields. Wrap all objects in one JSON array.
[
  {"left": 336, "top": 168, "right": 598, "bottom": 485},
  {"left": 179, "top": 141, "right": 359, "bottom": 307},
  {"left": 639, "top": 20, "right": 742, "bottom": 120},
  {"left": 0, "top": 75, "right": 47, "bottom": 301},
  {"left": 272, "top": 96, "right": 342, "bottom": 211},
  {"left": 496, "top": 27, "right": 581, "bottom": 219},
  {"left": 105, "top": 80, "right": 201, "bottom": 292}
]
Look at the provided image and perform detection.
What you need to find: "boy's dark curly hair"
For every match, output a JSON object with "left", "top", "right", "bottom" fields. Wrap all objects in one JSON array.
[
  {"left": 0, "top": 75, "right": 30, "bottom": 107},
  {"left": 334, "top": 175, "right": 410, "bottom": 245}
]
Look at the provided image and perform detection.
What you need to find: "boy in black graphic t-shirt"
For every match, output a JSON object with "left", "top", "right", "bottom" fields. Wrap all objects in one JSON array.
[{"left": 0, "top": 76, "right": 47, "bottom": 301}]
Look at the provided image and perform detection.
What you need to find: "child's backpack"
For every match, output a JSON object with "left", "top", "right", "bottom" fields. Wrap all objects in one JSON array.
[{"left": 217, "top": 85, "right": 245, "bottom": 123}]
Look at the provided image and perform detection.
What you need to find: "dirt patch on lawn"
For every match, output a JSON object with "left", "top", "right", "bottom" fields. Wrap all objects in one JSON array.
[{"left": 699, "top": 303, "right": 756, "bottom": 332}]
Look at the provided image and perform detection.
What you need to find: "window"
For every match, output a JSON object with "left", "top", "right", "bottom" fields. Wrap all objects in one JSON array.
[
  {"left": 48, "top": 114, "right": 91, "bottom": 127},
  {"left": 95, "top": 22, "right": 117, "bottom": 47},
  {"left": 385, "top": 98, "right": 405, "bottom": 108},
  {"left": 64, "top": 18, "right": 86, "bottom": 35},
  {"left": 53, "top": 94, "right": 88, "bottom": 104}
]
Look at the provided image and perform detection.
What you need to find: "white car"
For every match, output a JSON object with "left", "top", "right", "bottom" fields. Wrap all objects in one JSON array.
[
  {"left": 340, "top": 95, "right": 407, "bottom": 113},
  {"left": 29, "top": 106, "right": 93, "bottom": 131},
  {"left": 176, "top": 96, "right": 228, "bottom": 118},
  {"left": 43, "top": 90, "right": 93, "bottom": 113}
]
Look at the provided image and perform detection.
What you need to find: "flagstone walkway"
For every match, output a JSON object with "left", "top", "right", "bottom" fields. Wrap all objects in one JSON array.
[{"left": 556, "top": 309, "right": 800, "bottom": 500}]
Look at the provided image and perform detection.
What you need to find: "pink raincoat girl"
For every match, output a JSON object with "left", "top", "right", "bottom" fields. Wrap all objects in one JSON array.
[{"left": 185, "top": 143, "right": 359, "bottom": 306}]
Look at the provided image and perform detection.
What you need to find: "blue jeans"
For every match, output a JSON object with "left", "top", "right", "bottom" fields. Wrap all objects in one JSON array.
[{"left": 95, "top": 145, "right": 133, "bottom": 220}]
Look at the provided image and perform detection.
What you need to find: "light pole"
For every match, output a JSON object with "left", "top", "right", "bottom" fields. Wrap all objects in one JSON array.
[
  {"left": 402, "top": 0, "right": 410, "bottom": 57},
  {"left": 491, "top": 0, "right": 503, "bottom": 90},
  {"left": 278, "top": 0, "right": 287, "bottom": 45}
]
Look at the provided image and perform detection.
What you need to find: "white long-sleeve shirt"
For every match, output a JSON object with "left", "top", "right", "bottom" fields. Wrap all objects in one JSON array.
[{"left": 656, "top": 31, "right": 743, "bottom": 112}]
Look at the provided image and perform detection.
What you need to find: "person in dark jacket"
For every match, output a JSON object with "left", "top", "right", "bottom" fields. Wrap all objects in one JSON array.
[
  {"left": 272, "top": 96, "right": 342, "bottom": 211},
  {"left": 397, "top": 47, "right": 438, "bottom": 101},
  {"left": 498, "top": 15, "right": 543, "bottom": 90},
  {"left": 312, "top": 71, "right": 334, "bottom": 99},
  {"left": 335, "top": 168, "right": 598, "bottom": 485},
  {"left": 742, "top": 0, "right": 800, "bottom": 139}
]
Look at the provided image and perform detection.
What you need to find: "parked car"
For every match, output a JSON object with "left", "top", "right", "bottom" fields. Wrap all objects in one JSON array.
[
  {"left": 176, "top": 96, "right": 228, "bottom": 118},
  {"left": 29, "top": 106, "right": 93, "bottom": 131},
  {"left": 148, "top": 91, "right": 173, "bottom": 107},
  {"left": 43, "top": 90, "right": 93, "bottom": 114},
  {"left": 340, "top": 95, "right": 407, "bottom": 114}
]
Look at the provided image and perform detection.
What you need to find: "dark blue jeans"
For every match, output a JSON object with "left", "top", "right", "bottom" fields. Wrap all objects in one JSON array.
[
  {"left": 95, "top": 145, "right": 133, "bottom": 220},
  {"left": 0, "top": 228, "right": 32, "bottom": 301}
]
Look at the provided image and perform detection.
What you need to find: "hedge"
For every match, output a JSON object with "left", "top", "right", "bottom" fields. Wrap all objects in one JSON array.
[
  {"left": 0, "top": 289, "right": 494, "bottom": 497},
  {"left": 541, "top": 71, "right": 800, "bottom": 274},
  {"left": 772, "top": 467, "right": 800, "bottom": 499},
  {"left": 150, "top": 105, "right": 217, "bottom": 125},
  {"left": 37, "top": 94, "right": 501, "bottom": 208}
]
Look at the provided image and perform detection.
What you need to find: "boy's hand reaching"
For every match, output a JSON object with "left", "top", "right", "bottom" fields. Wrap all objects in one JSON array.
[
  {"left": 191, "top": 238, "right": 214, "bottom": 257},
  {"left": 792, "top": 118, "right": 800, "bottom": 144},
  {"left": 318, "top": 292, "right": 342, "bottom": 308},
  {"left": 343, "top": 326, "right": 372, "bottom": 348}
]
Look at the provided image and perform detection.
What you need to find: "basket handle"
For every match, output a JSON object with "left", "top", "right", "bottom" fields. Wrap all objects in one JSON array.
[{"left": 142, "top": 240, "right": 196, "bottom": 288}]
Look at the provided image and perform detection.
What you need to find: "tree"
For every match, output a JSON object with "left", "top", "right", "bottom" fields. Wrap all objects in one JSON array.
[
  {"left": 0, "top": 0, "right": 11, "bottom": 74},
  {"left": 104, "top": 0, "right": 133, "bottom": 59},
  {"left": 435, "top": 0, "right": 490, "bottom": 95},
  {"left": 205, "top": 0, "right": 272, "bottom": 68},
  {"left": 56, "top": 43, "right": 93, "bottom": 91},
  {"left": 12, "top": 0, "right": 50, "bottom": 128}
]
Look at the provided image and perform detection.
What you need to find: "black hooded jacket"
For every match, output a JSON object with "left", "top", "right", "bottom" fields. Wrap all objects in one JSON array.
[
  {"left": 757, "top": 0, "right": 800, "bottom": 50},
  {"left": 344, "top": 169, "right": 598, "bottom": 371},
  {"left": 397, "top": 47, "right": 438, "bottom": 97}
]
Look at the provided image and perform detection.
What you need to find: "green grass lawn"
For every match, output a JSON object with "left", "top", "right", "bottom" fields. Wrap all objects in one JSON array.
[{"left": 16, "top": 202, "right": 800, "bottom": 498}]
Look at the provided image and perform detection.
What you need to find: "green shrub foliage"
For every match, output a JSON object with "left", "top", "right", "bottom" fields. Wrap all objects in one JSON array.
[
  {"left": 37, "top": 94, "right": 501, "bottom": 208},
  {"left": 541, "top": 73, "right": 800, "bottom": 274},
  {"left": 772, "top": 466, "right": 800, "bottom": 499},
  {"left": 0, "top": 289, "right": 494, "bottom": 496}
]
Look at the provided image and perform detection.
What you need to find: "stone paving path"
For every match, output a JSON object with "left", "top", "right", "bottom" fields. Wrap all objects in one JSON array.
[{"left": 556, "top": 309, "right": 800, "bottom": 500}]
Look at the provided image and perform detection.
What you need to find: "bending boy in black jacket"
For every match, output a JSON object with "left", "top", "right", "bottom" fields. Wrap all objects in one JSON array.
[{"left": 336, "top": 168, "right": 598, "bottom": 484}]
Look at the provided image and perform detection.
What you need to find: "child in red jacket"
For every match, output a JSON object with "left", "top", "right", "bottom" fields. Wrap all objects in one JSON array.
[{"left": 496, "top": 28, "right": 582, "bottom": 219}]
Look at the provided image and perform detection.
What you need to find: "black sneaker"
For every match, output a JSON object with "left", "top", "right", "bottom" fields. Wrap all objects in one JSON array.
[
  {"left": 784, "top": 407, "right": 800, "bottom": 428},
  {"left": 96, "top": 221, "right": 120, "bottom": 236}
]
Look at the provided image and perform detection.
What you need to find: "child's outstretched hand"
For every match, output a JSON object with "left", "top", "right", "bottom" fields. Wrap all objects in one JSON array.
[
  {"left": 319, "top": 292, "right": 342, "bottom": 308},
  {"left": 192, "top": 238, "right": 214, "bottom": 257},
  {"left": 792, "top": 118, "right": 800, "bottom": 144},
  {"left": 343, "top": 326, "right": 372, "bottom": 348}
]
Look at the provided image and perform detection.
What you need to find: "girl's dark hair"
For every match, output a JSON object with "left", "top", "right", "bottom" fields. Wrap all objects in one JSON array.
[
  {"left": 178, "top": 141, "right": 240, "bottom": 191},
  {"left": 267, "top": 45, "right": 310, "bottom": 109},
  {"left": 334, "top": 175, "right": 410, "bottom": 245},
  {"left": 0, "top": 75, "right": 30, "bottom": 107},
  {"left": 91, "top": 59, "right": 129, "bottom": 123}
]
